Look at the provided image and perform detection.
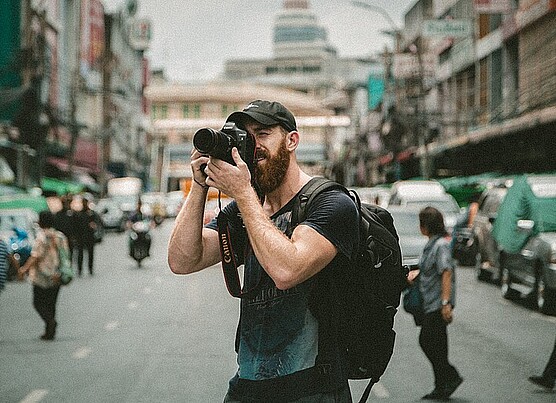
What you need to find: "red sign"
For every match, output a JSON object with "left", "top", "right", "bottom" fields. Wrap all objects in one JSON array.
[{"left": 80, "top": 0, "right": 104, "bottom": 85}]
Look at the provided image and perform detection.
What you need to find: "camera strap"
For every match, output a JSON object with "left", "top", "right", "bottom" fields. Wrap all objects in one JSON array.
[{"left": 217, "top": 209, "right": 260, "bottom": 299}]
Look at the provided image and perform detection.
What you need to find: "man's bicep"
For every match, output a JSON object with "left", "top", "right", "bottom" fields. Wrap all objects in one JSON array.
[
  {"left": 291, "top": 224, "right": 337, "bottom": 274},
  {"left": 201, "top": 227, "right": 223, "bottom": 267}
]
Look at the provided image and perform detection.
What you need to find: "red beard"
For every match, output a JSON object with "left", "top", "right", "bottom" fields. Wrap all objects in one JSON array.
[{"left": 254, "top": 138, "right": 290, "bottom": 194}]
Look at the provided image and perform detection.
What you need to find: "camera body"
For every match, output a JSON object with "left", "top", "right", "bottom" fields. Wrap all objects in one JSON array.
[{"left": 193, "top": 122, "right": 256, "bottom": 172}]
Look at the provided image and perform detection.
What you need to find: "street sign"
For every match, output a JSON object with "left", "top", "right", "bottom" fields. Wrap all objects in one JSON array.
[{"left": 422, "top": 19, "right": 472, "bottom": 38}]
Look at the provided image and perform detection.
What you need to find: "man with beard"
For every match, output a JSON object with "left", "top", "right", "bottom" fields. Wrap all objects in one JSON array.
[{"left": 168, "top": 100, "right": 359, "bottom": 402}]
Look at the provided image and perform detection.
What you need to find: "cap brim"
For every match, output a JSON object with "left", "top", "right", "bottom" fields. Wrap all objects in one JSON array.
[{"left": 227, "top": 111, "right": 279, "bottom": 127}]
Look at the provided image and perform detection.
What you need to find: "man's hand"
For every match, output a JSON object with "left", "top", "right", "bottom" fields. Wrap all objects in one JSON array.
[
  {"left": 205, "top": 147, "right": 252, "bottom": 199},
  {"left": 441, "top": 304, "right": 453, "bottom": 324},
  {"left": 190, "top": 149, "right": 210, "bottom": 189}
]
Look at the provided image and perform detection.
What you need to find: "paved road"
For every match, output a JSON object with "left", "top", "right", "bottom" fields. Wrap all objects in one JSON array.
[{"left": 1, "top": 219, "right": 555, "bottom": 402}]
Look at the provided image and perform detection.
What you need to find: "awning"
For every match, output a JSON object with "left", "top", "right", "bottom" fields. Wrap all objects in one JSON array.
[{"left": 40, "top": 177, "right": 85, "bottom": 196}]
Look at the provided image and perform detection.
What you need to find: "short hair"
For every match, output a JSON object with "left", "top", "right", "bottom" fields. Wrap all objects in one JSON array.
[
  {"left": 419, "top": 206, "right": 447, "bottom": 236},
  {"left": 38, "top": 210, "right": 54, "bottom": 229}
]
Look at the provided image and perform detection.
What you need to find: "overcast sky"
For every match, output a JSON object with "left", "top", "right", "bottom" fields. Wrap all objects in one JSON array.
[{"left": 108, "top": 0, "right": 416, "bottom": 82}]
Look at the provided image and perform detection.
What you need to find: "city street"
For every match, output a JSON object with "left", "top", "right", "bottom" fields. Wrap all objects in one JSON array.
[{"left": 1, "top": 219, "right": 555, "bottom": 403}]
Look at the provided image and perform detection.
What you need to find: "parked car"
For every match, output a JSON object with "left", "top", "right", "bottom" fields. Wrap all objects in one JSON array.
[
  {"left": 0, "top": 208, "right": 38, "bottom": 280},
  {"left": 94, "top": 198, "right": 126, "bottom": 232},
  {"left": 351, "top": 186, "right": 391, "bottom": 208},
  {"left": 472, "top": 186, "right": 509, "bottom": 282},
  {"left": 388, "top": 206, "right": 428, "bottom": 269},
  {"left": 388, "top": 180, "right": 447, "bottom": 204},
  {"left": 493, "top": 175, "right": 556, "bottom": 314},
  {"left": 388, "top": 180, "right": 462, "bottom": 235}
]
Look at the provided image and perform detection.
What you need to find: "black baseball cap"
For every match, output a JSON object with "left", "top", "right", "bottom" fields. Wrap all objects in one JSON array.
[{"left": 227, "top": 100, "right": 297, "bottom": 132}]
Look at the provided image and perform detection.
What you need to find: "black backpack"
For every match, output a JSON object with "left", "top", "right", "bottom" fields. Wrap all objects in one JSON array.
[{"left": 290, "top": 177, "right": 407, "bottom": 403}]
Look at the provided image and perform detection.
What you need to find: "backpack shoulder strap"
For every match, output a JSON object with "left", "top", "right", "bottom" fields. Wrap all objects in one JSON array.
[{"left": 291, "top": 177, "right": 349, "bottom": 228}]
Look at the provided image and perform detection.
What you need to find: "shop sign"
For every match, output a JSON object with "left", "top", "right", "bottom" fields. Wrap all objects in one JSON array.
[
  {"left": 393, "top": 53, "right": 436, "bottom": 79},
  {"left": 422, "top": 19, "right": 472, "bottom": 38}
]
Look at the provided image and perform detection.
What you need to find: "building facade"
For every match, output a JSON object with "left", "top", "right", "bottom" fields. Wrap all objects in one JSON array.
[
  {"left": 144, "top": 78, "right": 349, "bottom": 192},
  {"left": 375, "top": 0, "right": 556, "bottom": 183},
  {"left": 0, "top": 0, "right": 151, "bottom": 196}
]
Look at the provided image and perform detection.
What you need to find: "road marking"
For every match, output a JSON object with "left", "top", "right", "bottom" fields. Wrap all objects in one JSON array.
[
  {"left": 104, "top": 321, "right": 119, "bottom": 331},
  {"left": 143, "top": 287, "right": 152, "bottom": 294},
  {"left": 19, "top": 390, "right": 48, "bottom": 403},
  {"left": 155, "top": 276, "right": 162, "bottom": 284},
  {"left": 127, "top": 301, "right": 138, "bottom": 310},
  {"left": 73, "top": 347, "right": 92, "bottom": 359},
  {"left": 372, "top": 381, "right": 390, "bottom": 398}
]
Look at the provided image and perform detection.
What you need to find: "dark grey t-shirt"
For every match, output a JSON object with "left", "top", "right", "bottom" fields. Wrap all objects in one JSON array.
[
  {"left": 418, "top": 235, "right": 456, "bottom": 313},
  {"left": 206, "top": 187, "right": 358, "bottom": 383}
]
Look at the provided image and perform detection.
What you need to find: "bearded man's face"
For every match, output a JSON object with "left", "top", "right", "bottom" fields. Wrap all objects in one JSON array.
[{"left": 254, "top": 135, "right": 290, "bottom": 194}]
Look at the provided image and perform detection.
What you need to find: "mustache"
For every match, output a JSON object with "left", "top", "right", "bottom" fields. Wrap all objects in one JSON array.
[{"left": 255, "top": 149, "right": 268, "bottom": 160}]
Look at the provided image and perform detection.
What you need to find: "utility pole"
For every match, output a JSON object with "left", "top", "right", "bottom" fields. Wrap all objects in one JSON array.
[{"left": 99, "top": 13, "right": 113, "bottom": 198}]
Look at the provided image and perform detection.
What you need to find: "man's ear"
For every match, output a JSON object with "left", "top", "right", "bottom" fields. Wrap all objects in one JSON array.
[{"left": 286, "top": 131, "right": 299, "bottom": 150}]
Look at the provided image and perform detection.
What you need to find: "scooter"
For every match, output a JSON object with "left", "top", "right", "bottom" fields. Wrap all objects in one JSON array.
[{"left": 129, "top": 221, "right": 151, "bottom": 267}]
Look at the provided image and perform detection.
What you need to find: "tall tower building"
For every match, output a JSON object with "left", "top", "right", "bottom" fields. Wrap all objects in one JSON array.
[{"left": 273, "top": 0, "right": 336, "bottom": 59}]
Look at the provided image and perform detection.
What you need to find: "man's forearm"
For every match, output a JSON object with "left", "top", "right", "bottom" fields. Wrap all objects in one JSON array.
[
  {"left": 441, "top": 269, "right": 452, "bottom": 302},
  {"left": 168, "top": 183, "right": 210, "bottom": 274}
]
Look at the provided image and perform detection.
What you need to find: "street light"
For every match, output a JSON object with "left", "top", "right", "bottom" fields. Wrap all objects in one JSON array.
[{"left": 351, "top": 1, "right": 399, "bottom": 33}]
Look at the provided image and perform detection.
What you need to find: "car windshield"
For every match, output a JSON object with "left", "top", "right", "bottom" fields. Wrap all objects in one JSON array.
[
  {"left": 390, "top": 211, "right": 421, "bottom": 236},
  {"left": 406, "top": 199, "right": 459, "bottom": 214}
]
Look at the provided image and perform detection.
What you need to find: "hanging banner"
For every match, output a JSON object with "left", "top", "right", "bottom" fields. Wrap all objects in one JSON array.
[
  {"left": 80, "top": 0, "right": 105, "bottom": 90},
  {"left": 393, "top": 53, "right": 437, "bottom": 79}
]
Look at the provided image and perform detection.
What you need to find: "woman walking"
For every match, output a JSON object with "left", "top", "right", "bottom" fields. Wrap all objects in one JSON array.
[
  {"left": 418, "top": 206, "right": 463, "bottom": 400},
  {"left": 19, "top": 211, "right": 67, "bottom": 340}
]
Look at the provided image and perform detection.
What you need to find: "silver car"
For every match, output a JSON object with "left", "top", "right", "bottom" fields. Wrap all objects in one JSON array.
[{"left": 387, "top": 206, "right": 428, "bottom": 269}]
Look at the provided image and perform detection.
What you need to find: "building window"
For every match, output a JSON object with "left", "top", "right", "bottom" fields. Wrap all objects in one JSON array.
[
  {"left": 182, "top": 104, "right": 189, "bottom": 118},
  {"left": 152, "top": 104, "right": 168, "bottom": 120},
  {"left": 221, "top": 104, "right": 228, "bottom": 117},
  {"left": 194, "top": 104, "right": 201, "bottom": 118}
]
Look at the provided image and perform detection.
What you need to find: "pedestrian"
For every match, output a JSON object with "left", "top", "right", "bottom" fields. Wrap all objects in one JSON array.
[
  {"left": 18, "top": 211, "right": 67, "bottom": 340},
  {"left": 529, "top": 335, "right": 556, "bottom": 390},
  {"left": 168, "top": 100, "right": 359, "bottom": 402},
  {"left": 75, "top": 196, "right": 101, "bottom": 276},
  {"left": 418, "top": 206, "right": 463, "bottom": 400},
  {"left": 54, "top": 194, "right": 77, "bottom": 263}
]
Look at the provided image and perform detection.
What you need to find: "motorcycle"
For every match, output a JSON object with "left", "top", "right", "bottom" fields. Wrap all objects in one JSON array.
[{"left": 128, "top": 221, "right": 151, "bottom": 267}]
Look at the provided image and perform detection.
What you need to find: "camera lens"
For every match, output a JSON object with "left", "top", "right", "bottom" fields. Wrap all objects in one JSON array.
[{"left": 193, "top": 128, "right": 220, "bottom": 154}]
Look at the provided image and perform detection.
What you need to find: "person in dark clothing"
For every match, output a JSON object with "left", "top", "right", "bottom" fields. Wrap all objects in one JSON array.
[
  {"left": 76, "top": 197, "right": 101, "bottom": 276},
  {"left": 529, "top": 335, "right": 556, "bottom": 390},
  {"left": 54, "top": 195, "right": 77, "bottom": 262},
  {"left": 418, "top": 206, "right": 463, "bottom": 400}
]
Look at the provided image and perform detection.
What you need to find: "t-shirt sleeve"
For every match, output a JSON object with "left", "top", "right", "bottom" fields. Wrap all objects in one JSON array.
[
  {"left": 436, "top": 239, "right": 454, "bottom": 274},
  {"left": 205, "top": 201, "right": 238, "bottom": 231},
  {"left": 300, "top": 189, "right": 359, "bottom": 259}
]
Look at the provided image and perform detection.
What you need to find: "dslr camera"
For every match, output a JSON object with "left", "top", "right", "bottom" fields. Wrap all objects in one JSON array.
[{"left": 193, "top": 122, "right": 256, "bottom": 172}]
